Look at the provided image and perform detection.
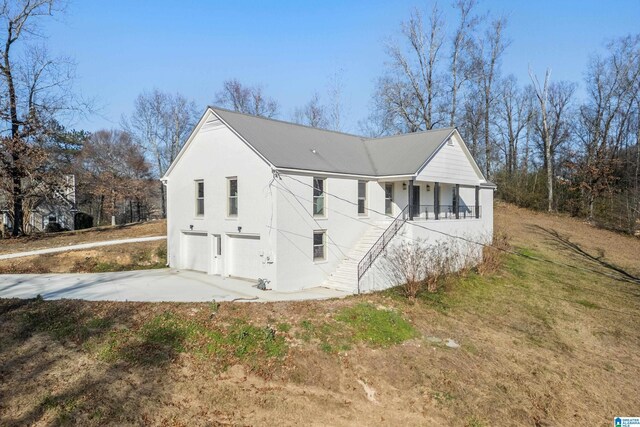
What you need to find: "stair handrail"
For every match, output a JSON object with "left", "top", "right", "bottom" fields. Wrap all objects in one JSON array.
[{"left": 357, "top": 205, "right": 409, "bottom": 293}]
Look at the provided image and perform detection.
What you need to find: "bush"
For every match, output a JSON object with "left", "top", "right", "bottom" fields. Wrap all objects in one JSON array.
[
  {"left": 45, "top": 222, "right": 63, "bottom": 233},
  {"left": 477, "top": 230, "right": 510, "bottom": 275},
  {"left": 383, "top": 238, "right": 473, "bottom": 298}
]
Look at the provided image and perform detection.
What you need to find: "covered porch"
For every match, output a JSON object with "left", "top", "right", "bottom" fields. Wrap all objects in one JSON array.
[{"left": 380, "top": 179, "right": 482, "bottom": 221}]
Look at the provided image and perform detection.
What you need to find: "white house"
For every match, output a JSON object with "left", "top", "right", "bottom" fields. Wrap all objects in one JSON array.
[{"left": 162, "top": 107, "right": 495, "bottom": 293}]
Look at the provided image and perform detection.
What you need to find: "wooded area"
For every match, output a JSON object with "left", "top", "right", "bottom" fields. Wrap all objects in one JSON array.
[{"left": 0, "top": 0, "right": 638, "bottom": 236}]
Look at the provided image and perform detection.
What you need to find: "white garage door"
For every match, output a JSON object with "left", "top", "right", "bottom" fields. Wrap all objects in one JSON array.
[
  {"left": 228, "top": 235, "right": 261, "bottom": 280},
  {"left": 182, "top": 232, "right": 209, "bottom": 272}
]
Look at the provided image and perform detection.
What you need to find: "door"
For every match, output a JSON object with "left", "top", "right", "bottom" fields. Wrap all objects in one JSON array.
[
  {"left": 385, "top": 183, "right": 394, "bottom": 215},
  {"left": 228, "top": 235, "right": 261, "bottom": 281},
  {"left": 212, "top": 234, "right": 222, "bottom": 275},
  {"left": 182, "top": 232, "right": 209, "bottom": 272},
  {"left": 412, "top": 185, "right": 420, "bottom": 217}
]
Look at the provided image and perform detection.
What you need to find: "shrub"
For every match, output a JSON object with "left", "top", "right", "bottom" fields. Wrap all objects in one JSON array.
[
  {"left": 477, "top": 230, "right": 510, "bottom": 275},
  {"left": 384, "top": 238, "right": 474, "bottom": 298},
  {"left": 45, "top": 222, "right": 63, "bottom": 233}
]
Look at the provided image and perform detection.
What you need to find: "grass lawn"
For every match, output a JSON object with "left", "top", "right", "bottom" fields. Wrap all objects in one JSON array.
[{"left": 0, "top": 204, "right": 639, "bottom": 426}]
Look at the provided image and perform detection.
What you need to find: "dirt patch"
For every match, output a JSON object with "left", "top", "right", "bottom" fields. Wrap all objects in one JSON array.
[
  {"left": 1, "top": 205, "right": 639, "bottom": 425},
  {"left": 0, "top": 241, "right": 167, "bottom": 273},
  {"left": 0, "top": 220, "right": 166, "bottom": 255}
]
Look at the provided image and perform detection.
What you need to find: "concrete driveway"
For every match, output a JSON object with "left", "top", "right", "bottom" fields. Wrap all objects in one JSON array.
[{"left": 0, "top": 269, "right": 350, "bottom": 302}]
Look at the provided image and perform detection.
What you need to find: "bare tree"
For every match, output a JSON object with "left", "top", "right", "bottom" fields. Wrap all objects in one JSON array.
[
  {"left": 471, "top": 17, "right": 509, "bottom": 178},
  {"left": 79, "top": 130, "right": 153, "bottom": 225},
  {"left": 374, "top": 3, "right": 445, "bottom": 134},
  {"left": 449, "top": 0, "right": 480, "bottom": 127},
  {"left": 293, "top": 92, "right": 328, "bottom": 128},
  {"left": 529, "top": 69, "right": 576, "bottom": 212},
  {"left": 0, "top": 0, "right": 84, "bottom": 236},
  {"left": 326, "top": 69, "right": 346, "bottom": 131},
  {"left": 124, "top": 89, "right": 198, "bottom": 218},
  {"left": 575, "top": 35, "right": 640, "bottom": 220},
  {"left": 214, "top": 79, "right": 279, "bottom": 118},
  {"left": 497, "top": 75, "right": 531, "bottom": 176}
]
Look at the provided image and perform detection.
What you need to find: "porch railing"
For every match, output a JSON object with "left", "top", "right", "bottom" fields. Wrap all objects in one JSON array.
[
  {"left": 357, "top": 205, "right": 409, "bottom": 293},
  {"left": 412, "top": 204, "right": 481, "bottom": 220}
]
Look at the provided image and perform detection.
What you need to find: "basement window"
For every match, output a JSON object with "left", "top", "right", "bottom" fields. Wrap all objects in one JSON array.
[
  {"left": 313, "top": 230, "right": 326, "bottom": 261},
  {"left": 195, "top": 180, "right": 204, "bottom": 216}
]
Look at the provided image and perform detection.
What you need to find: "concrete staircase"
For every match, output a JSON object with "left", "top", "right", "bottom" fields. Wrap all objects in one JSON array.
[{"left": 323, "top": 221, "right": 392, "bottom": 292}]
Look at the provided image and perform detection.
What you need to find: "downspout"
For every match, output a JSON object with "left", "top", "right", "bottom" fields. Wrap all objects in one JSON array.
[{"left": 162, "top": 178, "right": 170, "bottom": 267}]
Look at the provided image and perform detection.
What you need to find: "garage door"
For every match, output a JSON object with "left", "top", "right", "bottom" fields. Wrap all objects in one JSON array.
[
  {"left": 182, "top": 232, "right": 209, "bottom": 272},
  {"left": 228, "top": 235, "right": 261, "bottom": 280}
]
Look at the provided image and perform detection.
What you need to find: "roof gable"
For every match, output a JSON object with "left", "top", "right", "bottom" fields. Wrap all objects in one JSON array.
[{"left": 415, "top": 130, "right": 486, "bottom": 185}]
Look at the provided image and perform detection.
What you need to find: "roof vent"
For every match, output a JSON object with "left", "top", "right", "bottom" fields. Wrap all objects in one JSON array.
[{"left": 447, "top": 138, "right": 454, "bottom": 146}]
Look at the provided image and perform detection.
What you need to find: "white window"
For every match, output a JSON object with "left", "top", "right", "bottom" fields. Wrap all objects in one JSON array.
[
  {"left": 358, "top": 180, "right": 367, "bottom": 215},
  {"left": 228, "top": 178, "right": 238, "bottom": 216},
  {"left": 385, "top": 183, "right": 394, "bottom": 215},
  {"left": 313, "top": 230, "right": 326, "bottom": 261},
  {"left": 195, "top": 180, "right": 204, "bottom": 216},
  {"left": 313, "top": 177, "right": 325, "bottom": 217}
]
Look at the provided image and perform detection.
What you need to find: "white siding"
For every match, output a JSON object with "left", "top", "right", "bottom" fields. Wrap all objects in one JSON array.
[
  {"left": 166, "top": 111, "right": 277, "bottom": 284},
  {"left": 416, "top": 134, "right": 481, "bottom": 185},
  {"left": 274, "top": 175, "right": 389, "bottom": 292}
]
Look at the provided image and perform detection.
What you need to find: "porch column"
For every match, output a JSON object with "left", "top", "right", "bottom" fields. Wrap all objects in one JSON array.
[
  {"left": 475, "top": 185, "right": 480, "bottom": 219},
  {"left": 408, "top": 179, "right": 414, "bottom": 221},
  {"left": 455, "top": 184, "right": 460, "bottom": 219},
  {"left": 434, "top": 182, "right": 440, "bottom": 220}
]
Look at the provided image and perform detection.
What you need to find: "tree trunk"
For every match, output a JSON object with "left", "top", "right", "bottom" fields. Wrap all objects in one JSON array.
[
  {"left": 11, "top": 173, "right": 22, "bottom": 236},
  {"left": 97, "top": 195, "right": 104, "bottom": 225},
  {"left": 546, "top": 142, "right": 553, "bottom": 212}
]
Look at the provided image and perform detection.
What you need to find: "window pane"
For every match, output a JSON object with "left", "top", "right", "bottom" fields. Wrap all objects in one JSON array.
[
  {"left": 197, "top": 182, "right": 204, "bottom": 198},
  {"left": 385, "top": 184, "right": 393, "bottom": 199},
  {"left": 229, "top": 197, "right": 238, "bottom": 215},
  {"left": 313, "top": 196, "right": 324, "bottom": 216},
  {"left": 313, "top": 178, "right": 323, "bottom": 197},
  {"left": 197, "top": 199, "right": 204, "bottom": 215},
  {"left": 385, "top": 199, "right": 392, "bottom": 214},
  {"left": 358, "top": 199, "right": 365, "bottom": 214},
  {"left": 358, "top": 181, "right": 366, "bottom": 198},
  {"left": 313, "top": 231, "right": 325, "bottom": 260},
  {"left": 229, "top": 179, "right": 237, "bottom": 196}
]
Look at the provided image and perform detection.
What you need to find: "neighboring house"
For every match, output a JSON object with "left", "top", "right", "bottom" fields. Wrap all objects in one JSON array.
[
  {"left": 1, "top": 174, "right": 78, "bottom": 234},
  {"left": 162, "top": 107, "right": 495, "bottom": 293}
]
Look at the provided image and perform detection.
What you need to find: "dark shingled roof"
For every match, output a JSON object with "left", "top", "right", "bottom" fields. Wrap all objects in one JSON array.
[{"left": 212, "top": 107, "right": 456, "bottom": 177}]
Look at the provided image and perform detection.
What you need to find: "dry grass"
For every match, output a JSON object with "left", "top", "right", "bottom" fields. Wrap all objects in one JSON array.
[
  {"left": 0, "top": 241, "right": 167, "bottom": 274},
  {"left": 0, "top": 204, "right": 639, "bottom": 426},
  {"left": 0, "top": 220, "right": 166, "bottom": 255}
]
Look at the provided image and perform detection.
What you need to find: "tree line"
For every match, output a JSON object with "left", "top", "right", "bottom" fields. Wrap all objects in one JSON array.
[
  {"left": 0, "top": 0, "right": 638, "bottom": 236},
  {"left": 360, "top": 1, "right": 639, "bottom": 235}
]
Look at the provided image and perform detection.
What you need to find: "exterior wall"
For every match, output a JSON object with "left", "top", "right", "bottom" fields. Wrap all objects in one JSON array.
[
  {"left": 359, "top": 186, "right": 494, "bottom": 293},
  {"left": 274, "top": 174, "right": 390, "bottom": 292},
  {"left": 166, "top": 116, "right": 277, "bottom": 284},
  {"left": 165, "top": 112, "right": 495, "bottom": 293},
  {"left": 416, "top": 133, "right": 481, "bottom": 186}
]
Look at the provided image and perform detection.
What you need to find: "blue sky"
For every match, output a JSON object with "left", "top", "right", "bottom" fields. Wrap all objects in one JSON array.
[{"left": 41, "top": 0, "right": 640, "bottom": 133}]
